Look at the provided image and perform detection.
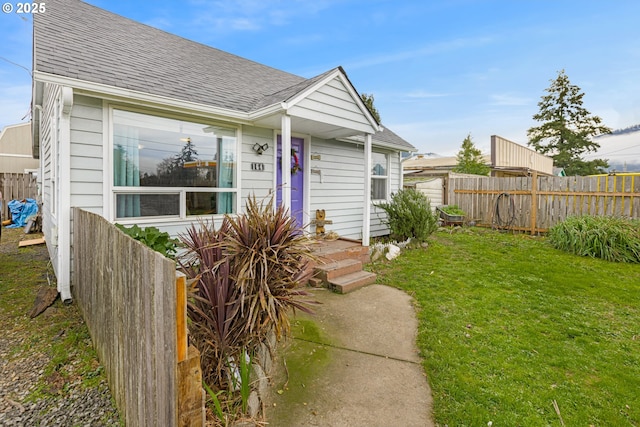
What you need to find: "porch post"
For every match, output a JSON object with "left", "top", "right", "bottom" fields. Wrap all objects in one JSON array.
[
  {"left": 362, "top": 133, "right": 372, "bottom": 246},
  {"left": 280, "top": 114, "right": 292, "bottom": 212}
]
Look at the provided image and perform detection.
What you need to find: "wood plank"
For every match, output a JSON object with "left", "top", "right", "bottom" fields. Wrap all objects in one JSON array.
[
  {"left": 18, "top": 237, "right": 46, "bottom": 247},
  {"left": 176, "top": 273, "right": 188, "bottom": 363},
  {"left": 178, "top": 346, "right": 204, "bottom": 427}
]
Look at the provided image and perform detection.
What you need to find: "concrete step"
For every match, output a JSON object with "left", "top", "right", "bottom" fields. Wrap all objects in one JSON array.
[
  {"left": 328, "top": 270, "right": 377, "bottom": 294},
  {"left": 314, "top": 258, "right": 363, "bottom": 282}
]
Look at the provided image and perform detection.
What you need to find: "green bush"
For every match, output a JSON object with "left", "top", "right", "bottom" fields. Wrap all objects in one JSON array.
[
  {"left": 548, "top": 215, "right": 640, "bottom": 263},
  {"left": 115, "top": 224, "right": 179, "bottom": 259},
  {"left": 376, "top": 188, "right": 438, "bottom": 242}
]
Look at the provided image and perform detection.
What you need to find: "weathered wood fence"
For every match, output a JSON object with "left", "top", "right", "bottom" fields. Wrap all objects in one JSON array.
[
  {"left": 0, "top": 172, "right": 38, "bottom": 218},
  {"left": 449, "top": 173, "right": 640, "bottom": 234},
  {"left": 72, "top": 208, "right": 204, "bottom": 426}
]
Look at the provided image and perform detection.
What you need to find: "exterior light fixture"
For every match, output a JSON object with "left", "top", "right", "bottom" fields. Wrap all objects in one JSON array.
[{"left": 252, "top": 142, "right": 268, "bottom": 155}]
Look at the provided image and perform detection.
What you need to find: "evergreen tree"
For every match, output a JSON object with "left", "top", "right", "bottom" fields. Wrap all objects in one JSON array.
[
  {"left": 453, "top": 134, "right": 490, "bottom": 175},
  {"left": 527, "top": 70, "right": 611, "bottom": 175},
  {"left": 360, "top": 93, "right": 381, "bottom": 123}
]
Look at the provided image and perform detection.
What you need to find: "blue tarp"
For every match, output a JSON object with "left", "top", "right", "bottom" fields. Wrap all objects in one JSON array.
[{"left": 6, "top": 198, "right": 38, "bottom": 228}]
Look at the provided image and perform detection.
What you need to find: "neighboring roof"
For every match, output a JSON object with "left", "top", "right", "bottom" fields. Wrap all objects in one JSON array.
[
  {"left": 553, "top": 167, "right": 566, "bottom": 176},
  {"left": 403, "top": 155, "right": 491, "bottom": 170}
]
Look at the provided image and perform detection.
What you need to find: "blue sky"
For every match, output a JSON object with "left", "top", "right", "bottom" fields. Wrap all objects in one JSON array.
[{"left": 1, "top": 0, "right": 639, "bottom": 165}]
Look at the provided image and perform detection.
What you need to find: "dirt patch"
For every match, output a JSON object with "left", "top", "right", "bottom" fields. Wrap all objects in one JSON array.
[{"left": 0, "top": 227, "right": 121, "bottom": 425}]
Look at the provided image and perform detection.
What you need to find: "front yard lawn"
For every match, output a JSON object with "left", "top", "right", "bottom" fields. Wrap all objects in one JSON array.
[{"left": 376, "top": 229, "right": 640, "bottom": 426}]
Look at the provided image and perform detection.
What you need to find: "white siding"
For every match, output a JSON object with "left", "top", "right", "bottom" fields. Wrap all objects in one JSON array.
[
  {"left": 415, "top": 178, "right": 444, "bottom": 210},
  {"left": 70, "top": 95, "right": 104, "bottom": 213},
  {"left": 39, "top": 83, "right": 62, "bottom": 269},
  {"left": 289, "top": 78, "right": 373, "bottom": 134},
  {"left": 240, "top": 125, "right": 274, "bottom": 207},
  {"left": 308, "top": 137, "right": 365, "bottom": 239}
]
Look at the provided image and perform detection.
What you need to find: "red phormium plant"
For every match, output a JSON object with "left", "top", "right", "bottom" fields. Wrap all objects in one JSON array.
[{"left": 178, "top": 195, "right": 316, "bottom": 388}]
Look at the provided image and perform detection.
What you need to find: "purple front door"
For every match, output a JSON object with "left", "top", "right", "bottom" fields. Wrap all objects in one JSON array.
[{"left": 277, "top": 137, "right": 304, "bottom": 227}]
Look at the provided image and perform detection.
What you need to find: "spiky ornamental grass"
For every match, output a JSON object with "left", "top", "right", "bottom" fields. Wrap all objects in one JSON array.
[
  {"left": 178, "top": 195, "right": 316, "bottom": 390},
  {"left": 548, "top": 215, "right": 640, "bottom": 263}
]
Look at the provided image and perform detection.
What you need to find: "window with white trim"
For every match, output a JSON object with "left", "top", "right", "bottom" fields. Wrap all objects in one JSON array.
[
  {"left": 112, "top": 109, "right": 237, "bottom": 219},
  {"left": 371, "top": 151, "right": 389, "bottom": 201}
]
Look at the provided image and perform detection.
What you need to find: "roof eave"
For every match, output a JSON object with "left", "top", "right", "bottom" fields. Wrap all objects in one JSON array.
[
  {"left": 32, "top": 71, "right": 255, "bottom": 125},
  {"left": 337, "top": 136, "right": 415, "bottom": 152}
]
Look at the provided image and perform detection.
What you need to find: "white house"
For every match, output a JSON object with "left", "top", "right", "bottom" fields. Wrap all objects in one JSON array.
[{"left": 32, "top": 0, "right": 416, "bottom": 302}]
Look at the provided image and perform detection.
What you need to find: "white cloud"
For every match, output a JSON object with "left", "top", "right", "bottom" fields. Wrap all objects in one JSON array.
[
  {"left": 489, "top": 93, "right": 532, "bottom": 106},
  {"left": 343, "top": 36, "right": 495, "bottom": 70},
  {"left": 185, "top": 0, "right": 335, "bottom": 33},
  {"left": 406, "top": 90, "right": 451, "bottom": 99}
]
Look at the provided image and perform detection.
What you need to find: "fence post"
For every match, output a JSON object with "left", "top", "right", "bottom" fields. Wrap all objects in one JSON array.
[
  {"left": 530, "top": 171, "right": 538, "bottom": 235},
  {"left": 176, "top": 272, "right": 188, "bottom": 362},
  {"left": 176, "top": 272, "right": 205, "bottom": 426}
]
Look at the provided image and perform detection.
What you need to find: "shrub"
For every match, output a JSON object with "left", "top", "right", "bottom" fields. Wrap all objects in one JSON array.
[
  {"left": 548, "top": 215, "right": 640, "bottom": 263},
  {"left": 440, "top": 205, "right": 466, "bottom": 216},
  {"left": 115, "top": 224, "right": 179, "bottom": 259},
  {"left": 376, "top": 188, "right": 438, "bottom": 242},
  {"left": 178, "top": 195, "right": 315, "bottom": 390}
]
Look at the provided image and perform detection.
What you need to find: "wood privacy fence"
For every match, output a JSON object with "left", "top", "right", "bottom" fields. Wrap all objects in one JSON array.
[
  {"left": 0, "top": 172, "right": 38, "bottom": 218},
  {"left": 448, "top": 173, "right": 640, "bottom": 234},
  {"left": 73, "top": 208, "right": 204, "bottom": 427}
]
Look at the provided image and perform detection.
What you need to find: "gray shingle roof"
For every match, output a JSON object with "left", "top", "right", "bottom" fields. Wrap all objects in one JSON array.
[
  {"left": 34, "top": 0, "right": 416, "bottom": 151},
  {"left": 374, "top": 127, "right": 416, "bottom": 151},
  {"left": 34, "top": 0, "right": 306, "bottom": 112},
  {"left": 347, "top": 127, "right": 416, "bottom": 152}
]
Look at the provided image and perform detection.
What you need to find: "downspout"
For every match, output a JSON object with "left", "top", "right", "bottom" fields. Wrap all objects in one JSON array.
[
  {"left": 362, "top": 133, "right": 372, "bottom": 246},
  {"left": 58, "top": 86, "right": 73, "bottom": 303},
  {"left": 280, "top": 114, "right": 292, "bottom": 212}
]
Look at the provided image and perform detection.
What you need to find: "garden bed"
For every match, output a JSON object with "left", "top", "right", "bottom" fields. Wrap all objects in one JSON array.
[{"left": 436, "top": 205, "right": 465, "bottom": 225}]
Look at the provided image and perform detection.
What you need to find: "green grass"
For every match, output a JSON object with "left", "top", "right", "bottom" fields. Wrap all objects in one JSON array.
[
  {"left": 0, "top": 228, "right": 114, "bottom": 403},
  {"left": 374, "top": 228, "right": 640, "bottom": 426}
]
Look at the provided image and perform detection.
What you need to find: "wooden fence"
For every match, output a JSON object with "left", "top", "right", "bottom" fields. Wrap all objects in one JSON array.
[
  {"left": 0, "top": 172, "right": 38, "bottom": 218},
  {"left": 448, "top": 173, "right": 640, "bottom": 234},
  {"left": 72, "top": 208, "right": 204, "bottom": 426}
]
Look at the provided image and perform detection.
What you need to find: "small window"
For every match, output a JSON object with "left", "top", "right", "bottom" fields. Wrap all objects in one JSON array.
[{"left": 371, "top": 151, "right": 388, "bottom": 201}]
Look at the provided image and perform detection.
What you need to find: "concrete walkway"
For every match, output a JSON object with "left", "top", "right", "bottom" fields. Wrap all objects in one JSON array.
[{"left": 264, "top": 284, "right": 434, "bottom": 427}]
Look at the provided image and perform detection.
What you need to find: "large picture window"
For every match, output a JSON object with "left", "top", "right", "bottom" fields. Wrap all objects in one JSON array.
[
  {"left": 112, "top": 109, "right": 237, "bottom": 219},
  {"left": 371, "top": 151, "right": 389, "bottom": 201}
]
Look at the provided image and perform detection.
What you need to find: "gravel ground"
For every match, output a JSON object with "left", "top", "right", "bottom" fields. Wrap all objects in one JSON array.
[{"left": 0, "top": 228, "right": 121, "bottom": 426}]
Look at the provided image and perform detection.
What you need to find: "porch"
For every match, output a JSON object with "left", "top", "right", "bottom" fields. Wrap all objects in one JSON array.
[{"left": 307, "top": 238, "right": 377, "bottom": 293}]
